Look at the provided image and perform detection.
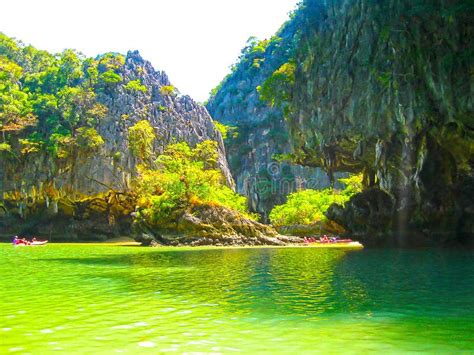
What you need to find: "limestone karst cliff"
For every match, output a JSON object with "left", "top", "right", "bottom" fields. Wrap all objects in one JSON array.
[
  {"left": 0, "top": 34, "right": 239, "bottom": 241},
  {"left": 206, "top": 19, "right": 333, "bottom": 221},
  {"left": 209, "top": 0, "right": 473, "bottom": 244},
  {"left": 0, "top": 49, "right": 232, "bottom": 195}
]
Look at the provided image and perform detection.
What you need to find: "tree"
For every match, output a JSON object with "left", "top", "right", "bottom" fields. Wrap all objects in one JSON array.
[
  {"left": 58, "top": 49, "right": 84, "bottom": 86},
  {"left": 134, "top": 140, "right": 255, "bottom": 224},
  {"left": 269, "top": 174, "right": 363, "bottom": 227},
  {"left": 213, "top": 121, "right": 237, "bottom": 140},
  {"left": 257, "top": 62, "right": 295, "bottom": 112},
  {"left": 0, "top": 57, "right": 37, "bottom": 133},
  {"left": 192, "top": 140, "right": 219, "bottom": 169},
  {"left": 100, "top": 70, "right": 122, "bottom": 85},
  {"left": 128, "top": 120, "right": 156, "bottom": 162}
]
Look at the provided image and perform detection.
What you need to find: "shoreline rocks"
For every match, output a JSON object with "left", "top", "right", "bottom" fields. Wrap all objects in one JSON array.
[{"left": 132, "top": 203, "right": 303, "bottom": 247}]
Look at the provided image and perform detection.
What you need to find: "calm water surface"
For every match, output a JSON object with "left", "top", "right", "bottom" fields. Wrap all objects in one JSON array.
[{"left": 1, "top": 244, "right": 473, "bottom": 353}]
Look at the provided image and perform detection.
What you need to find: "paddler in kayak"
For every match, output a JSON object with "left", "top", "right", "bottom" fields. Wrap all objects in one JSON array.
[
  {"left": 320, "top": 235, "right": 330, "bottom": 243},
  {"left": 12, "top": 236, "right": 29, "bottom": 245}
]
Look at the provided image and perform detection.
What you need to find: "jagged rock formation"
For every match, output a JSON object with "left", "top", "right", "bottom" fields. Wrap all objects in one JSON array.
[
  {"left": 206, "top": 21, "right": 333, "bottom": 221},
  {"left": 1, "top": 50, "right": 233, "bottom": 196},
  {"left": 284, "top": 0, "right": 473, "bottom": 244},
  {"left": 0, "top": 41, "right": 234, "bottom": 241}
]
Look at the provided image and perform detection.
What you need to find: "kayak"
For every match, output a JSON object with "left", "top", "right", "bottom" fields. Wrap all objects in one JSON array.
[
  {"left": 14, "top": 240, "right": 48, "bottom": 246},
  {"left": 306, "top": 241, "right": 363, "bottom": 248},
  {"left": 314, "top": 239, "right": 354, "bottom": 244}
]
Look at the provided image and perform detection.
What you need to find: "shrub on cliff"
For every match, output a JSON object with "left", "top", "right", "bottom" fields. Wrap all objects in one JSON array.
[
  {"left": 257, "top": 61, "right": 295, "bottom": 111},
  {"left": 212, "top": 121, "right": 237, "bottom": 140},
  {"left": 134, "top": 140, "right": 257, "bottom": 225},
  {"left": 99, "top": 70, "right": 122, "bottom": 85},
  {"left": 159, "top": 85, "right": 176, "bottom": 96},
  {"left": 76, "top": 127, "right": 104, "bottom": 153},
  {"left": 124, "top": 80, "right": 147, "bottom": 93},
  {"left": 269, "top": 174, "right": 362, "bottom": 227}
]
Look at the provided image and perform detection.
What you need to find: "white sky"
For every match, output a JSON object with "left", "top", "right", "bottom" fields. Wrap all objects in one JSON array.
[{"left": 0, "top": 0, "right": 299, "bottom": 102}]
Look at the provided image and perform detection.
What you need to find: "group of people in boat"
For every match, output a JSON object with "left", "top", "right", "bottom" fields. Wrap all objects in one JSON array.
[
  {"left": 12, "top": 236, "right": 40, "bottom": 245},
  {"left": 304, "top": 235, "right": 336, "bottom": 244},
  {"left": 303, "top": 235, "right": 353, "bottom": 244}
]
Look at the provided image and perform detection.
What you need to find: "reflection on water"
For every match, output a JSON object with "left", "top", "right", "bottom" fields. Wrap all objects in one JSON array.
[{"left": 1, "top": 245, "right": 473, "bottom": 353}]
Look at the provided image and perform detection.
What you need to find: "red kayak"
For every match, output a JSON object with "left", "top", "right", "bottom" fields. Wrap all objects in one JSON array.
[
  {"left": 314, "top": 239, "right": 354, "bottom": 244},
  {"left": 13, "top": 240, "right": 48, "bottom": 246}
]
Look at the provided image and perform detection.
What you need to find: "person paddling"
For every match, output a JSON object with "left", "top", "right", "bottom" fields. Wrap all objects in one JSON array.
[{"left": 321, "top": 235, "right": 330, "bottom": 243}]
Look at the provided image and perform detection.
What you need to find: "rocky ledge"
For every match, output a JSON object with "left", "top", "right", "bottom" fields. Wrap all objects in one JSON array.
[
  {"left": 133, "top": 203, "right": 302, "bottom": 247},
  {"left": 0, "top": 195, "right": 302, "bottom": 246}
]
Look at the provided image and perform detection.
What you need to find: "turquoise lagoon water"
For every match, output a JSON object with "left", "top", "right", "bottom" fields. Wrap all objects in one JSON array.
[{"left": 1, "top": 244, "right": 473, "bottom": 353}]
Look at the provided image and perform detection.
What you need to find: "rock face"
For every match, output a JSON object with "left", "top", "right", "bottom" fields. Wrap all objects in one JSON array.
[
  {"left": 325, "top": 189, "right": 395, "bottom": 244},
  {"left": 0, "top": 191, "right": 136, "bottom": 241},
  {"left": 133, "top": 203, "right": 302, "bottom": 246},
  {"left": 1, "top": 50, "right": 233, "bottom": 195},
  {"left": 206, "top": 22, "right": 333, "bottom": 221},
  {"left": 0, "top": 49, "right": 234, "bottom": 241},
  {"left": 284, "top": 0, "right": 473, "bottom": 244}
]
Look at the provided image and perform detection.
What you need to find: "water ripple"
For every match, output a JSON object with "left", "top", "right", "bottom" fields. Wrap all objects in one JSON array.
[{"left": 0, "top": 245, "right": 473, "bottom": 353}]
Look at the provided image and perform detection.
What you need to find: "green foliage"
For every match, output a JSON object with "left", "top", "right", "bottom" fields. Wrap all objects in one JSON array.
[
  {"left": 206, "top": 33, "right": 285, "bottom": 104},
  {"left": 213, "top": 121, "right": 237, "bottom": 140},
  {"left": 0, "top": 56, "right": 36, "bottom": 133},
  {"left": 58, "top": 49, "right": 84, "bottom": 86},
  {"left": 159, "top": 85, "right": 176, "bottom": 96},
  {"left": 76, "top": 127, "right": 104, "bottom": 152},
  {"left": 100, "top": 70, "right": 122, "bottom": 85},
  {"left": 97, "top": 53, "right": 125, "bottom": 72},
  {"left": 124, "top": 80, "right": 147, "bottom": 93},
  {"left": 0, "top": 142, "right": 12, "bottom": 152},
  {"left": 257, "top": 62, "right": 295, "bottom": 110},
  {"left": 83, "top": 58, "right": 99, "bottom": 86},
  {"left": 135, "top": 141, "right": 256, "bottom": 223},
  {"left": 272, "top": 153, "right": 296, "bottom": 163},
  {"left": 239, "top": 37, "right": 270, "bottom": 64},
  {"left": 191, "top": 140, "right": 219, "bottom": 169},
  {"left": 19, "top": 138, "right": 42, "bottom": 155},
  {"left": 269, "top": 174, "right": 363, "bottom": 227},
  {"left": 128, "top": 120, "right": 156, "bottom": 162},
  {"left": 338, "top": 174, "right": 363, "bottom": 198},
  {"left": 48, "top": 132, "right": 74, "bottom": 159},
  {"left": 0, "top": 143, "right": 12, "bottom": 154},
  {"left": 0, "top": 33, "right": 119, "bottom": 163}
]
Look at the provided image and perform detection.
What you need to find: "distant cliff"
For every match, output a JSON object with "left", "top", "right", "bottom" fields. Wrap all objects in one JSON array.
[{"left": 206, "top": 19, "right": 333, "bottom": 221}]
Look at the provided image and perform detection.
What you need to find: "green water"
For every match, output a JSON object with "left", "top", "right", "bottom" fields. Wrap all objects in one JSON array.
[{"left": 1, "top": 245, "right": 473, "bottom": 353}]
